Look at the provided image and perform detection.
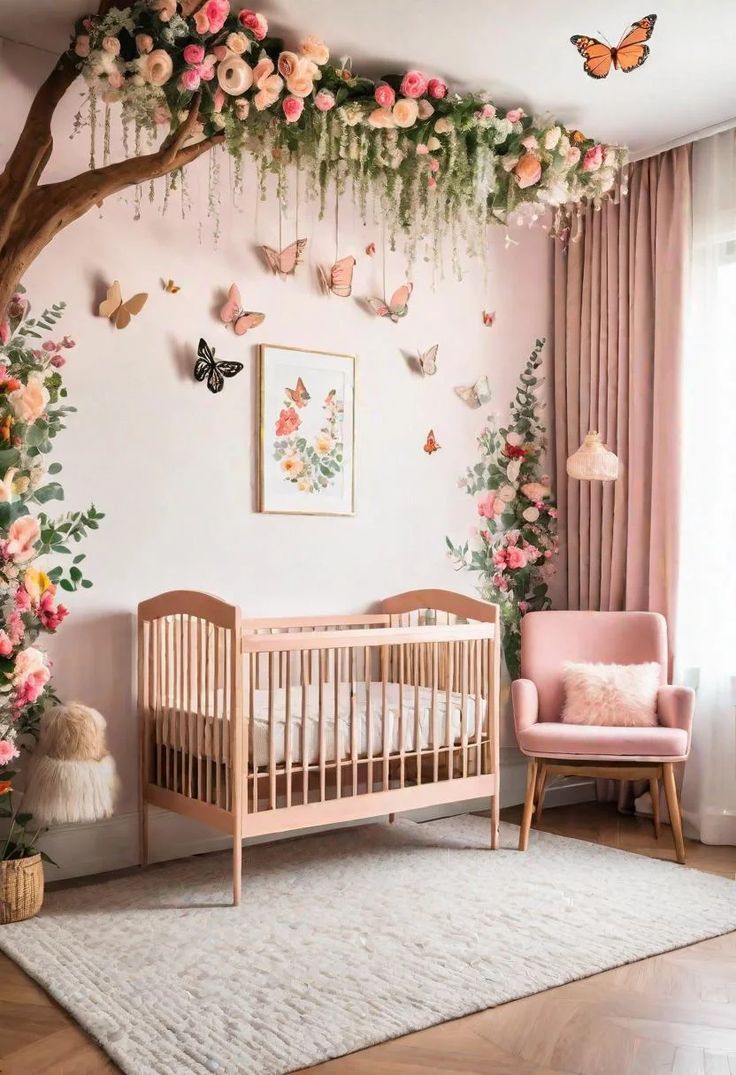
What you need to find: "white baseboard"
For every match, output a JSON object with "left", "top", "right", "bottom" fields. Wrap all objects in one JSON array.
[{"left": 41, "top": 755, "right": 595, "bottom": 883}]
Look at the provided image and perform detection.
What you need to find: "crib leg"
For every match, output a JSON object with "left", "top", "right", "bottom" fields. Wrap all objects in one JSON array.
[
  {"left": 388, "top": 812, "right": 396, "bottom": 824},
  {"left": 232, "top": 833, "right": 242, "bottom": 906},
  {"left": 138, "top": 800, "right": 148, "bottom": 869},
  {"left": 490, "top": 792, "right": 500, "bottom": 850}
]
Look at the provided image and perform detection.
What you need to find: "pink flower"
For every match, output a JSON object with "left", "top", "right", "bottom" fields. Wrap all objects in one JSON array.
[
  {"left": 544, "top": 549, "right": 553, "bottom": 559},
  {"left": 493, "top": 548, "right": 508, "bottom": 568},
  {"left": 477, "top": 491, "right": 504, "bottom": 519},
  {"left": 374, "top": 83, "right": 396, "bottom": 109},
  {"left": 6, "top": 611, "right": 24, "bottom": 646},
  {"left": 0, "top": 740, "right": 19, "bottom": 765},
  {"left": 275, "top": 407, "right": 301, "bottom": 436},
  {"left": 13, "top": 646, "right": 49, "bottom": 705},
  {"left": 523, "top": 543, "right": 541, "bottom": 562},
  {"left": 514, "top": 153, "right": 542, "bottom": 189},
  {"left": 136, "top": 33, "right": 153, "bottom": 54},
  {"left": 252, "top": 56, "right": 283, "bottom": 110},
  {"left": 203, "top": 0, "right": 230, "bottom": 34},
  {"left": 427, "top": 176, "right": 437, "bottom": 190},
  {"left": 506, "top": 108, "right": 524, "bottom": 123},
  {"left": 0, "top": 630, "right": 12, "bottom": 657},
  {"left": 548, "top": 507, "right": 558, "bottom": 519},
  {"left": 183, "top": 43, "right": 206, "bottom": 65},
  {"left": 429, "top": 157, "right": 440, "bottom": 173},
  {"left": 37, "top": 592, "right": 69, "bottom": 632},
  {"left": 507, "top": 546, "right": 528, "bottom": 570},
  {"left": 14, "top": 586, "right": 31, "bottom": 611},
  {"left": 583, "top": 144, "right": 603, "bottom": 172},
  {"left": 3, "top": 516, "right": 40, "bottom": 564},
  {"left": 493, "top": 572, "right": 509, "bottom": 592},
  {"left": 314, "top": 89, "right": 336, "bottom": 112},
  {"left": 566, "top": 145, "right": 581, "bottom": 166},
  {"left": 101, "top": 35, "right": 121, "bottom": 55},
  {"left": 282, "top": 94, "right": 304, "bottom": 123},
  {"left": 0, "top": 321, "right": 9, "bottom": 345},
  {"left": 479, "top": 103, "right": 496, "bottom": 120},
  {"left": 416, "top": 143, "right": 429, "bottom": 155},
  {"left": 179, "top": 68, "right": 201, "bottom": 91},
  {"left": 238, "top": 8, "right": 268, "bottom": 40},
  {"left": 427, "top": 77, "right": 448, "bottom": 99},
  {"left": 518, "top": 601, "right": 529, "bottom": 614},
  {"left": 51, "top": 354, "right": 66, "bottom": 368},
  {"left": 400, "top": 70, "right": 428, "bottom": 99},
  {"left": 193, "top": 8, "right": 210, "bottom": 33}
]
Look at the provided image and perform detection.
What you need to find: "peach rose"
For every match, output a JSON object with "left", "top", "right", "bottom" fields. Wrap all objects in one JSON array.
[
  {"left": 368, "top": 107, "right": 395, "bottom": 129},
  {"left": 140, "top": 49, "right": 174, "bottom": 86},
  {"left": 281, "top": 454, "right": 304, "bottom": 477},
  {"left": 217, "top": 54, "right": 253, "bottom": 95},
  {"left": 514, "top": 152, "right": 542, "bottom": 189},
  {"left": 315, "top": 433, "right": 334, "bottom": 454},
  {"left": 417, "top": 99, "right": 434, "bottom": 120},
  {"left": 101, "top": 35, "right": 121, "bottom": 55},
  {"left": 434, "top": 116, "right": 453, "bottom": 134},
  {"left": 277, "top": 50, "right": 299, "bottom": 79},
  {"left": 392, "top": 98, "right": 419, "bottom": 128},
  {"left": 226, "top": 32, "right": 250, "bottom": 55},
  {"left": 299, "top": 34, "right": 329, "bottom": 65},
  {"left": 498, "top": 484, "right": 516, "bottom": 503},
  {"left": 521, "top": 481, "right": 551, "bottom": 501},
  {"left": 286, "top": 57, "right": 316, "bottom": 98},
  {"left": 506, "top": 546, "right": 527, "bottom": 569},
  {"left": 4, "top": 516, "right": 40, "bottom": 563},
  {"left": 9, "top": 372, "right": 49, "bottom": 423},
  {"left": 12, "top": 646, "right": 49, "bottom": 702},
  {"left": 252, "top": 57, "right": 283, "bottom": 110},
  {"left": 136, "top": 33, "right": 153, "bottom": 54}
]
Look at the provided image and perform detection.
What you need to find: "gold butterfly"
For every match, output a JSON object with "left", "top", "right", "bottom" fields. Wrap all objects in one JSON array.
[
  {"left": 98, "top": 280, "right": 148, "bottom": 330},
  {"left": 163, "top": 279, "right": 180, "bottom": 294}
]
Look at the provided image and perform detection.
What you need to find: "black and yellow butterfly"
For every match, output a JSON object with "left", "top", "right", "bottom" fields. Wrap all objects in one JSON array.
[
  {"left": 193, "top": 337, "right": 243, "bottom": 394},
  {"left": 571, "top": 14, "right": 657, "bottom": 80}
]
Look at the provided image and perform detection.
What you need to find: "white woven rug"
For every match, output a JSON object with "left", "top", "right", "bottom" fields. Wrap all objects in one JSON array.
[{"left": 2, "top": 815, "right": 736, "bottom": 1075}]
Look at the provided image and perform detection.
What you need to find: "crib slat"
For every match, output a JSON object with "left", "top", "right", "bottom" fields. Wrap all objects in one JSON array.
[
  {"left": 474, "top": 640, "right": 482, "bottom": 775},
  {"left": 301, "top": 650, "right": 309, "bottom": 805},
  {"left": 445, "top": 642, "right": 454, "bottom": 780},
  {"left": 155, "top": 617, "right": 163, "bottom": 787},
  {"left": 285, "top": 650, "right": 292, "bottom": 808},
  {"left": 186, "top": 616, "right": 194, "bottom": 798},
  {"left": 461, "top": 639, "right": 469, "bottom": 779},
  {"left": 381, "top": 645, "right": 389, "bottom": 792},
  {"left": 318, "top": 656, "right": 325, "bottom": 802},
  {"left": 350, "top": 648, "right": 358, "bottom": 796},
  {"left": 250, "top": 651, "right": 257, "bottom": 814},
  {"left": 268, "top": 651, "right": 276, "bottom": 810},
  {"left": 432, "top": 642, "right": 439, "bottom": 784},
  {"left": 334, "top": 649, "right": 341, "bottom": 800},
  {"left": 365, "top": 645, "right": 373, "bottom": 792},
  {"left": 414, "top": 643, "right": 421, "bottom": 786},
  {"left": 398, "top": 640, "right": 405, "bottom": 789}
]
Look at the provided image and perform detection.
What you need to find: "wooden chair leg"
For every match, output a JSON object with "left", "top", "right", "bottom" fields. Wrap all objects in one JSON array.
[
  {"left": 519, "top": 759, "right": 538, "bottom": 852},
  {"left": 662, "top": 762, "right": 686, "bottom": 864},
  {"left": 388, "top": 812, "right": 396, "bottom": 824},
  {"left": 233, "top": 831, "right": 242, "bottom": 906},
  {"left": 490, "top": 790, "right": 500, "bottom": 850},
  {"left": 649, "top": 776, "right": 661, "bottom": 839},
  {"left": 534, "top": 764, "right": 549, "bottom": 823}
]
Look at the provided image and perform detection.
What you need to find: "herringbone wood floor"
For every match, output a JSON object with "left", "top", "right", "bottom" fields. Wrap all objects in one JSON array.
[{"left": 1, "top": 802, "right": 735, "bottom": 1075}]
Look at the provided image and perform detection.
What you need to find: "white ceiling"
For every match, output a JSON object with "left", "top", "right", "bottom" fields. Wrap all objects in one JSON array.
[{"left": 1, "top": 0, "right": 735, "bottom": 154}]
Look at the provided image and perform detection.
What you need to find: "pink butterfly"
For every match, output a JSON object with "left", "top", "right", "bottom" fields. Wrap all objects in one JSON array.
[
  {"left": 219, "top": 283, "right": 265, "bottom": 336},
  {"left": 368, "top": 283, "right": 413, "bottom": 322},
  {"left": 482, "top": 310, "right": 496, "bottom": 327},
  {"left": 365, "top": 242, "right": 376, "bottom": 256},
  {"left": 317, "top": 255, "right": 356, "bottom": 298},
  {"left": 260, "top": 239, "right": 308, "bottom": 278}
]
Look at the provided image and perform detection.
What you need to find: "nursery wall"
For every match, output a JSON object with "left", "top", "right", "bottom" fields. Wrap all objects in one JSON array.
[{"left": 2, "top": 39, "right": 561, "bottom": 873}]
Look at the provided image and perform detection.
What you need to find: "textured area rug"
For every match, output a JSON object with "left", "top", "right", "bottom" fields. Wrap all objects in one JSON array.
[{"left": 2, "top": 816, "right": 736, "bottom": 1075}]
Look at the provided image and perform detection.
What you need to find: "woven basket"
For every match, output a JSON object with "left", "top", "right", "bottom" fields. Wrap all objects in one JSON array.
[{"left": 0, "top": 854, "right": 44, "bottom": 924}]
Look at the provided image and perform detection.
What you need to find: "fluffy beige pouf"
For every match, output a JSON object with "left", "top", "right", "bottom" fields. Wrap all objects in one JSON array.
[{"left": 22, "top": 703, "right": 119, "bottom": 825}]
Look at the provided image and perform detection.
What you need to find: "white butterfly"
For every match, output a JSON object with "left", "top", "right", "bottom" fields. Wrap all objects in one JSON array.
[
  {"left": 454, "top": 376, "right": 491, "bottom": 409},
  {"left": 416, "top": 343, "right": 438, "bottom": 376}
]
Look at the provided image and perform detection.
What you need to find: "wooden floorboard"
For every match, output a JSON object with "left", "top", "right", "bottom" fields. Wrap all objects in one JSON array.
[{"left": 1, "top": 802, "right": 734, "bottom": 1075}]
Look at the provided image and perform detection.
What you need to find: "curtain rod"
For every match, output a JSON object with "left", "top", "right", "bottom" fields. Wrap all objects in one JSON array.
[{"left": 629, "top": 116, "right": 736, "bottom": 162}]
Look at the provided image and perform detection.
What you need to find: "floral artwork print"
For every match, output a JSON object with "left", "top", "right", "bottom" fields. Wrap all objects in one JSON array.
[
  {"left": 273, "top": 384, "right": 344, "bottom": 494},
  {"left": 446, "top": 338, "right": 558, "bottom": 679}
]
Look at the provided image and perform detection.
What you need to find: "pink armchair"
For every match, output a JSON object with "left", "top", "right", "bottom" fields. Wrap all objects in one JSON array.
[{"left": 512, "top": 611, "right": 694, "bottom": 863}]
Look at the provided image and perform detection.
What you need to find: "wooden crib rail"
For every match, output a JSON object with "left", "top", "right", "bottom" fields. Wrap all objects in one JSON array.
[
  {"left": 381, "top": 588, "right": 497, "bottom": 624},
  {"left": 241, "top": 622, "right": 495, "bottom": 653}
]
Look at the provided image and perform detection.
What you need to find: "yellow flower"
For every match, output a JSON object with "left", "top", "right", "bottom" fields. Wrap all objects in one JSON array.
[
  {"left": 314, "top": 433, "right": 334, "bottom": 455},
  {"left": 297, "top": 477, "right": 311, "bottom": 492},
  {"left": 24, "top": 567, "right": 52, "bottom": 603},
  {"left": 281, "top": 454, "right": 304, "bottom": 477}
]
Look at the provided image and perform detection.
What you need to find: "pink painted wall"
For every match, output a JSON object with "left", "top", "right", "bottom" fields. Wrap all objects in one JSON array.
[{"left": 1, "top": 39, "right": 553, "bottom": 819}]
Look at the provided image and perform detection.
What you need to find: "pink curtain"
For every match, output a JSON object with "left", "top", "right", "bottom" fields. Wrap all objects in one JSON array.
[{"left": 552, "top": 146, "right": 691, "bottom": 809}]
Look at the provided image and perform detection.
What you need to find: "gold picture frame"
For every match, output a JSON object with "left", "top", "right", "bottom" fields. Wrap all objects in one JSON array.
[{"left": 258, "top": 343, "right": 357, "bottom": 516}]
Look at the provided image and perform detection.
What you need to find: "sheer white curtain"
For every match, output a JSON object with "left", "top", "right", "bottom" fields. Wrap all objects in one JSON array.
[{"left": 678, "top": 129, "right": 736, "bottom": 843}]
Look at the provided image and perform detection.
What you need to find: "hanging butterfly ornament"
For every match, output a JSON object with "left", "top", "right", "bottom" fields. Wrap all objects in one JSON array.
[
  {"left": 317, "top": 256, "right": 356, "bottom": 298},
  {"left": 194, "top": 338, "right": 244, "bottom": 394},
  {"left": 97, "top": 280, "right": 148, "bottom": 329},
  {"left": 162, "top": 279, "right": 180, "bottom": 294},
  {"left": 482, "top": 310, "right": 496, "bottom": 327},
  {"left": 571, "top": 14, "right": 657, "bottom": 79},
  {"left": 219, "top": 283, "right": 265, "bottom": 336},
  {"left": 423, "top": 429, "right": 441, "bottom": 454},
  {"left": 455, "top": 376, "right": 491, "bottom": 409},
  {"left": 260, "top": 239, "right": 308, "bottom": 278},
  {"left": 416, "top": 344, "right": 438, "bottom": 376},
  {"left": 368, "top": 283, "right": 413, "bottom": 323}
]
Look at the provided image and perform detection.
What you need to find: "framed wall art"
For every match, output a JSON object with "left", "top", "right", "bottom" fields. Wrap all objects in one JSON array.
[{"left": 258, "top": 344, "right": 356, "bottom": 516}]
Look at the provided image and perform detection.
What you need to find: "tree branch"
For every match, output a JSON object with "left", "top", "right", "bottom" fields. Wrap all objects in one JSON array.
[{"left": 160, "top": 91, "right": 203, "bottom": 165}]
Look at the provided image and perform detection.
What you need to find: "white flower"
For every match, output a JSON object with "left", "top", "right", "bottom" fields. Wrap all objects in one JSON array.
[
  {"left": 506, "top": 459, "right": 522, "bottom": 483},
  {"left": 523, "top": 506, "right": 540, "bottom": 522},
  {"left": 340, "top": 103, "right": 363, "bottom": 127},
  {"left": 506, "top": 431, "right": 524, "bottom": 446},
  {"left": 544, "top": 126, "right": 562, "bottom": 151}
]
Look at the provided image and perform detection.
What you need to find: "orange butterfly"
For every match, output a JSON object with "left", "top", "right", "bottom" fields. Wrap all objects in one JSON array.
[
  {"left": 317, "top": 255, "right": 356, "bottom": 298},
  {"left": 423, "top": 429, "right": 441, "bottom": 455},
  {"left": 571, "top": 14, "right": 657, "bottom": 80},
  {"left": 286, "top": 377, "right": 310, "bottom": 408},
  {"left": 261, "top": 239, "right": 308, "bottom": 278}
]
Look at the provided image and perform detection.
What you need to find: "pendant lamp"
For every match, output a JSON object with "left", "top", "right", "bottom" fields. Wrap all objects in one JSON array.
[{"left": 566, "top": 431, "right": 619, "bottom": 481}]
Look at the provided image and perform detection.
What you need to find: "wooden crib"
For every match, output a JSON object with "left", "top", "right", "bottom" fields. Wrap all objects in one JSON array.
[{"left": 137, "top": 588, "right": 500, "bottom": 903}]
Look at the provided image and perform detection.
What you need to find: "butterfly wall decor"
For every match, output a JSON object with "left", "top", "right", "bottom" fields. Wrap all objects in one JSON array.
[
  {"left": 455, "top": 376, "right": 492, "bottom": 409},
  {"left": 365, "top": 242, "right": 376, "bottom": 257},
  {"left": 219, "top": 283, "right": 265, "bottom": 336},
  {"left": 423, "top": 429, "right": 441, "bottom": 455},
  {"left": 194, "top": 338, "right": 244, "bottom": 394},
  {"left": 285, "top": 377, "right": 310, "bottom": 408},
  {"left": 98, "top": 281, "right": 148, "bottom": 329},
  {"left": 415, "top": 344, "right": 438, "bottom": 376},
  {"left": 571, "top": 14, "right": 657, "bottom": 79},
  {"left": 260, "top": 239, "right": 308, "bottom": 277},
  {"left": 368, "top": 283, "right": 413, "bottom": 322},
  {"left": 317, "top": 255, "right": 356, "bottom": 298},
  {"left": 162, "top": 279, "right": 180, "bottom": 294},
  {"left": 482, "top": 310, "right": 496, "bottom": 327}
]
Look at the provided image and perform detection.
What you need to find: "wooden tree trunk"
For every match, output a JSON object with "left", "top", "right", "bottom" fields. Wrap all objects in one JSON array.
[{"left": 0, "top": 10, "right": 222, "bottom": 316}]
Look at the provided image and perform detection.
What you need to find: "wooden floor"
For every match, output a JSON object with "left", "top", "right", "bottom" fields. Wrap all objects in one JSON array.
[{"left": 1, "top": 802, "right": 735, "bottom": 1075}]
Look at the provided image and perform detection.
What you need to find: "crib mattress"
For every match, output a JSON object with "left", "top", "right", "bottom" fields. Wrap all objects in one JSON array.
[{"left": 156, "top": 682, "right": 484, "bottom": 770}]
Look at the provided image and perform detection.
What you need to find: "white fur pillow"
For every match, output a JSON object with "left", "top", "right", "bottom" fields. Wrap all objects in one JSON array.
[{"left": 561, "top": 661, "right": 660, "bottom": 727}]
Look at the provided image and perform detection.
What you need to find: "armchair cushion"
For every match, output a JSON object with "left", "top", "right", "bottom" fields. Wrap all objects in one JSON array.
[
  {"left": 561, "top": 661, "right": 660, "bottom": 727},
  {"left": 517, "top": 721, "right": 689, "bottom": 761}
]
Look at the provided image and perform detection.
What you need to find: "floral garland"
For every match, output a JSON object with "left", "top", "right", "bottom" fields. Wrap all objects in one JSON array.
[
  {"left": 446, "top": 338, "right": 557, "bottom": 679},
  {"left": 273, "top": 387, "right": 343, "bottom": 494},
  {"left": 72, "top": 3, "right": 627, "bottom": 261},
  {"left": 0, "top": 291, "right": 102, "bottom": 857}
]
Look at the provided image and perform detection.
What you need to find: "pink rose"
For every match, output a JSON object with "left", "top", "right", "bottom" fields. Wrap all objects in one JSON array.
[
  {"left": 4, "top": 516, "right": 40, "bottom": 563},
  {"left": 136, "top": 33, "right": 153, "bottom": 54},
  {"left": 400, "top": 69, "right": 428, "bottom": 98},
  {"left": 477, "top": 491, "right": 505, "bottom": 519},
  {"left": 203, "top": 0, "right": 230, "bottom": 34},
  {"left": 74, "top": 35, "right": 90, "bottom": 57},
  {"left": 6, "top": 611, "right": 23, "bottom": 646},
  {"left": 427, "top": 176, "right": 437, "bottom": 190},
  {"left": 0, "top": 740, "right": 19, "bottom": 765},
  {"left": 514, "top": 152, "right": 542, "bottom": 189},
  {"left": 429, "top": 157, "right": 439, "bottom": 173},
  {"left": 282, "top": 94, "right": 304, "bottom": 123},
  {"left": 506, "top": 108, "right": 524, "bottom": 123},
  {"left": 479, "top": 103, "right": 496, "bottom": 120},
  {"left": 0, "top": 630, "right": 12, "bottom": 657},
  {"left": 314, "top": 89, "right": 336, "bottom": 112},
  {"left": 101, "top": 35, "right": 121, "bottom": 55},
  {"left": 140, "top": 48, "right": 174, "bottom": 86},
  {"left": 238, "top": 8, "right": 268, "bottom": 40},
  {"left": 427, "top": 77, "right": 448, "bottom": 99},
  {"left": 193, "top": 8, "right": 210, "bottom": 33},
  {"left": 374, "top": 82, "right": 396, "bottom": 109},
  {"left": 183, "top": 43, "right": 206, "bottom": 65},
  {"left": 518, "top": 601, "right": 529, "bottom": 614},
  {"left": 179, "top": 68, "right": 201, "bottom": 91},
  {"left": 506, "top": 546, "right": 528, "bottom": 570},
  {"left": 583, "top": 144, "right": 603, "bottom": 172},
  {"left": 13, "top": 646, "right": 50, "bottom": 706},
  {"left": 51, "top": 355, "right": 66, "bottom": 369},
  {"left": 37, "top": 591, "right": 69, "bottom": 632},
  {"left": 9, "top": 372, "right": 49, "bottom": 423}
]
